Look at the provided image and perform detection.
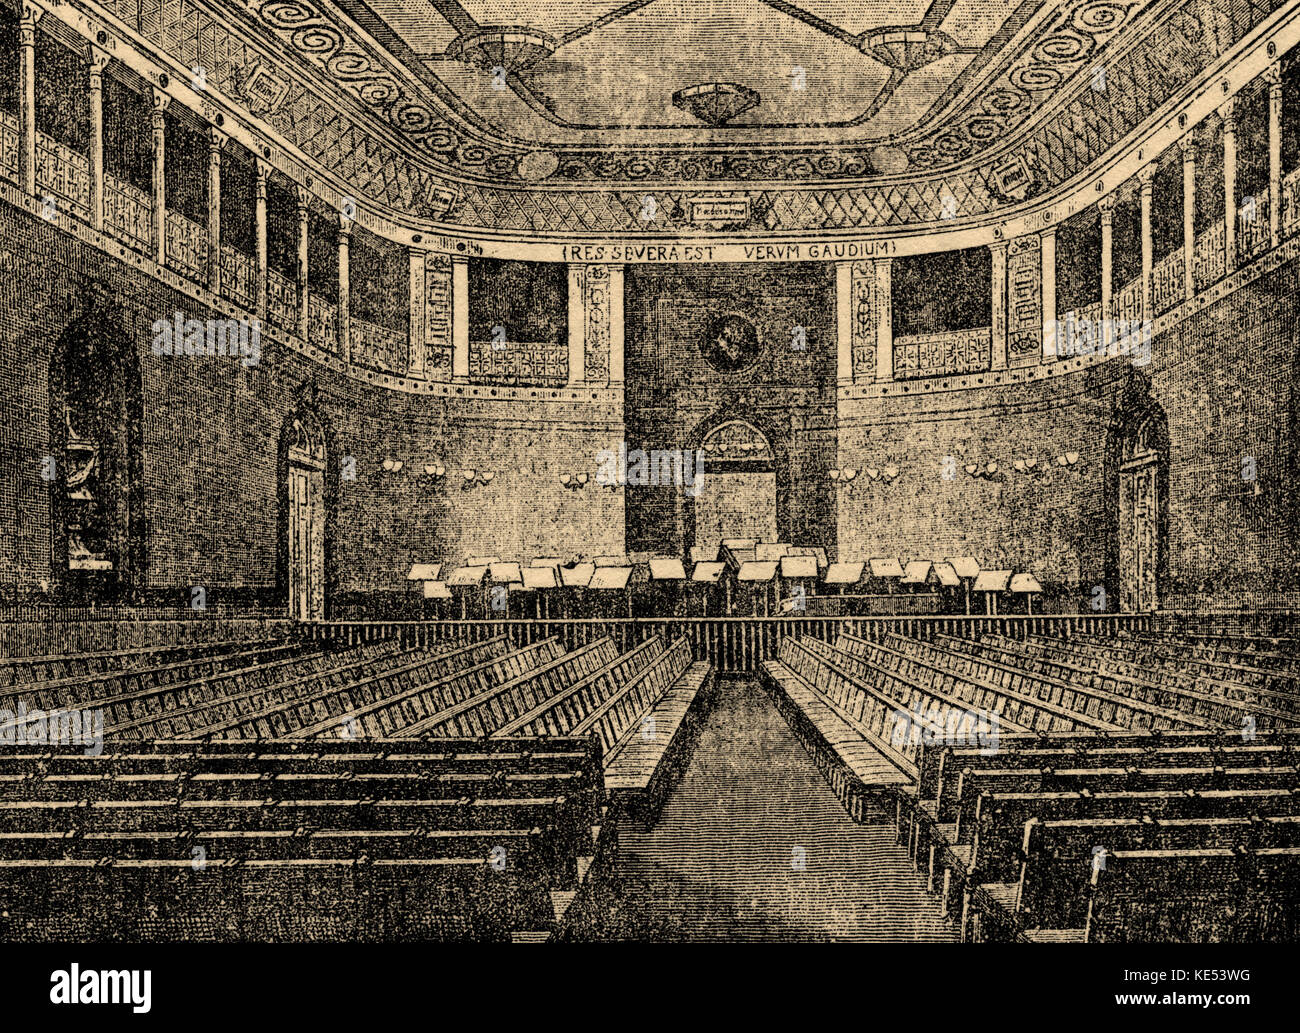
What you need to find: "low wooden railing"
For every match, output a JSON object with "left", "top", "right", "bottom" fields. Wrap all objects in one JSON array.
[{"left": 300, "top": 614, "right": 1154, "bottom": 676}]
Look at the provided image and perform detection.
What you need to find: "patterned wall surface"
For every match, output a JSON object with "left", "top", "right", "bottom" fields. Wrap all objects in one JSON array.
[
  {"left": 424, "top": 254, "right": 453, "bottom": 380},
  {"left": 1008, "top": 234, "right": 1044, "bottom": 368},
  {"left": 583, "top": 264, "right": 611, "bottom": 385},
  {"left": 850, "top": 262, "right": 876, "bottom": 383}
]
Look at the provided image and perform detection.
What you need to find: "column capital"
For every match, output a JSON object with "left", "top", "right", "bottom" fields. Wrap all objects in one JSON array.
[
  {"left": 1218, "top": 96, "right": 1238, "bottom": 127},
  {"left": 1040, "top": 224, "right": 1058, "bottom": 242},
  {"left": 407, "top": 244, "right": 427, "bottom": 259},
  {"left": 1179, "top": 132, "right": 1199, "bottom": 158},
  {"left": 20, "top": 2, "right": 44, "bottom": 32},
  {"left": 988, "top": 239, "right": 1008, "bottom": 257},
  {"left": 254, "top": 156, "right": 272, "bottom": 181},
  {"left": 150, "top": 87, "right": 171, "bottom": 124},
  {"left": 1264, "top": 61, "right": 1284, "bottom": 89},
  {"left": 294, "top": 184, "right": 312, "bottom": 211},
  {"left": 1097, "top": 194, "right": 1117, "bottom": 217},
  {"left": 83, "top": 43, "right": 111, "bottom": 79},
  {"left": 207, "top": 126, "right": 227, "bottom": 154},
  {"left": 337, "top": 212, "right": 352, "bottom": 238},
  {"left": 1137, "top": 163, "right": 1157, "bottom": 190}
]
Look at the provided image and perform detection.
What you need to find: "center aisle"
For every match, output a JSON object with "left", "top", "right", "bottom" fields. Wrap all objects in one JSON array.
[{"left": 592, "top": 677, "right": 956, "bottom": 942}]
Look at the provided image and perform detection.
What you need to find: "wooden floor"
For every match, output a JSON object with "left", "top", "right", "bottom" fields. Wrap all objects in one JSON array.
[{"left": 590, "top": 677, "right": 954, "bottom": 942}]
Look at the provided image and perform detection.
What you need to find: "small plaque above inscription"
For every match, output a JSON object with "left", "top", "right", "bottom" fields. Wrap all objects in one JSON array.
[{"left": 689, "top": 197, "right": 750, "bottom": 228}]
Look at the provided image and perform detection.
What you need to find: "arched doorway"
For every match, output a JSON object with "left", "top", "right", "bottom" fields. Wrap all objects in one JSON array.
[
  {"left": 692, "top": 420, "right": 776, "bottom": 550},
  {"left": 48, "top": 295, "right": 144, "bottom": 600},
  {"left": 283, "top": 411, "right": 327, "bottom": 619},
  {"left": 1108, "top": 373, "right": 1169, "bottom": 613}
]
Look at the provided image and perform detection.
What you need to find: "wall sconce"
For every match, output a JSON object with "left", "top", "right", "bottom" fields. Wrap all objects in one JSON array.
[
  {"left": 1055, "top": 452, "right": 1081, "bottom": 469},
  {"left": 1013, "top": 457, "right": 1053, "bottom": 482},
  {"left": 418, "top": 463, "right": 446, "bottom": 489},
  {"left": 462, "top": 469, "right": 494, "bottom": 489},
  {"left": 828, "top": 468, "right": 858, "bottom": 483},
  {"left": 864, "top": 465, "right": 900, "bottom": 485},
  {"left": 560, "top": 472, "right": 590, "bottom": 491},
  {"left": 380, "top": 459, "right": 404, "bottom": 474},
  {"left": 966, "top": 461, "right": 999, "bottom": 481}
]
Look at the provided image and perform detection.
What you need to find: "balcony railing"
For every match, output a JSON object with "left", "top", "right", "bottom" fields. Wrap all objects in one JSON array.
[
  {"left": 1193, "top": 218, "right": 1227, "bottom": 291},
  {"left": 266, "top": 267, "right": 298, "bottom": 332},
  {"left": 1054, "top": 300, "right": 1103, "bottom": 360},
  {"left": 302, "top": 615, "right": 1154, "bottom": 676},
  {"left": 220, "top": 244, "right": 256, "bottom": 311},
  {"left": 164, "top": 208, "right": 206, "bottom": 283},
  {"left": 0, "top": 109, "right": 16, "bottom": 177},
  {"left": 103, "top": 174, "right": 150, "bottom": 253},
  {"left": 1151, "top": 248, "right": 1184, "bottom": 315},
  {"left": 350, "top": 317, "right": 407, "bottom": 374},
  {"left": 1283, "top": 168, "right": 1300, "bottom": 239},
  {"left": 468, "top": 338, "right": 567, "bottom": 385},
  {"left": 1238, "top": 193, "right": 1271, "bottom": 264},
  {"left": 35, "top": 131, "right": 89, "bottom": 221},
  {"left": 307, "top": 294, "right": 337, "bottom": 352},
  {"left": 1115, "top": 275, "right": 1142, "bottom": 328},
  {"left": 893, "top": 326, "right": 991, "bottom": 379}
]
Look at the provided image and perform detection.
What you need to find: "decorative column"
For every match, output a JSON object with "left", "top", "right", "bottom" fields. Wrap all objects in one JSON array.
[
  {"left": 85, "top": 45, "right": 110, "bottom": 231},
  {"left": 835, "top": 261, "right": 853, "bottom": 385},
  {"left": 1268, "top": 62, "right": 1283, "bottom": 248},
  {"left": 1139, "top": 163, "right": 1156, "bottom": 326},
  {"left": 254, "top": 158, "right": 269, "bottom": 318},
  {"left": 205, "top": 128, "right": 225, "bottom": 292},
  {"left": 990, "top": 241, "right": 1008, "bottom": 370},
  {"left": 567, "top": 264, "right": 586, "bottom": 385},
  {"left": 1222, "top": 98, "right": 1238, "bottom": 269},
  {"left": 451, "top": 255, "right": 469, "bottom": 381},
  {"left": 608, "top": 264, "right": 625, "bottom": 387},
  {"left": 18, "top": 3, "right": 42, "bottom": 198},
  {"left": 295, "top": 186, "right": 310, "bottom": 341},
  {"left": 874, "top": 257, "right": 892, "bottom": 382},
  {"left": 407, "top": 246, "right": 426, "bottom": 379},
  {"left": 1181, "top": 135, "right": 1197, "bottom": 300},
  {"left": 1040, "top": 226, "right": 1057, "bottom": 360},
  {"left": 1006, "top": 235, "right": 1042, "bottom": 366},
  {"left": 336, "top": 213, "right": 351, "bottom": 361},
  {"left": 150, "top": 88, "right": 169, "bottom": 266},
  {"left": 1099, "top": 196, "right": 1115, "bottom": 345}
]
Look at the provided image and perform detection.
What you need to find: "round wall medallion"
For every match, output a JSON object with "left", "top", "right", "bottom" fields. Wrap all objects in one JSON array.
[{"left": 701, "top": 313, "right": 761, "bottom": 373}]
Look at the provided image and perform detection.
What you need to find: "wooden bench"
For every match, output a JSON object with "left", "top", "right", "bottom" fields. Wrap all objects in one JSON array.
[
  {"left": 558, "top": 638, "right": 711, "bottom": 825},
  {"left": 935, "top": 632, "right": 1291, "bottom": 728},
  {"left": 761, "top": 639, "right": 925, "bottom": 821},
  {"left": 0, "top": 637, "right": 292, "bottom": 689},
  {"left": 1001, "top": 814, "right": 1300, "bottom": 939},
  {"left": 0, "top": 737, "right": 616, "bottom": 942},
  {"left": 958, "top": 785, "right": 1300, "bottom": 940},
  {"left": 834, "top": 633, "right": 1129, "bottom": 734},
  {"left": 492, "top": 637, "right": 666, "bottom": 738},
  {"left": 1017, "top": 633, "right": 1300, "bottom": 705},
  {"left": 0, "top": 641, "right": 313, "bottom": 713},
  {"left": 182, "top": 636, "right": 513, "bottom": 739},
  {"left": 396, "top": 639, "right": 621, "bottom": 738},
  {"left": 0, "top": 855, "right": 582, "bottom": 943},
  {"left": 9, "top": 641, "right": 401, "bottom": 736},
  {"left": 281, "top": 639, "right": 565, "bottom": 741},
  {"left": 877, "top": 633, "right": 1211, "bottom": 732},
  {"left": 1074, "top": 846, "right": 1300, "bottom": 943},
  {"left": 930, "top": 763, "right": 1300, "bottom": 923},
  {"left": 98, "top": 641, "right": 427, "bottom": 739}
]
